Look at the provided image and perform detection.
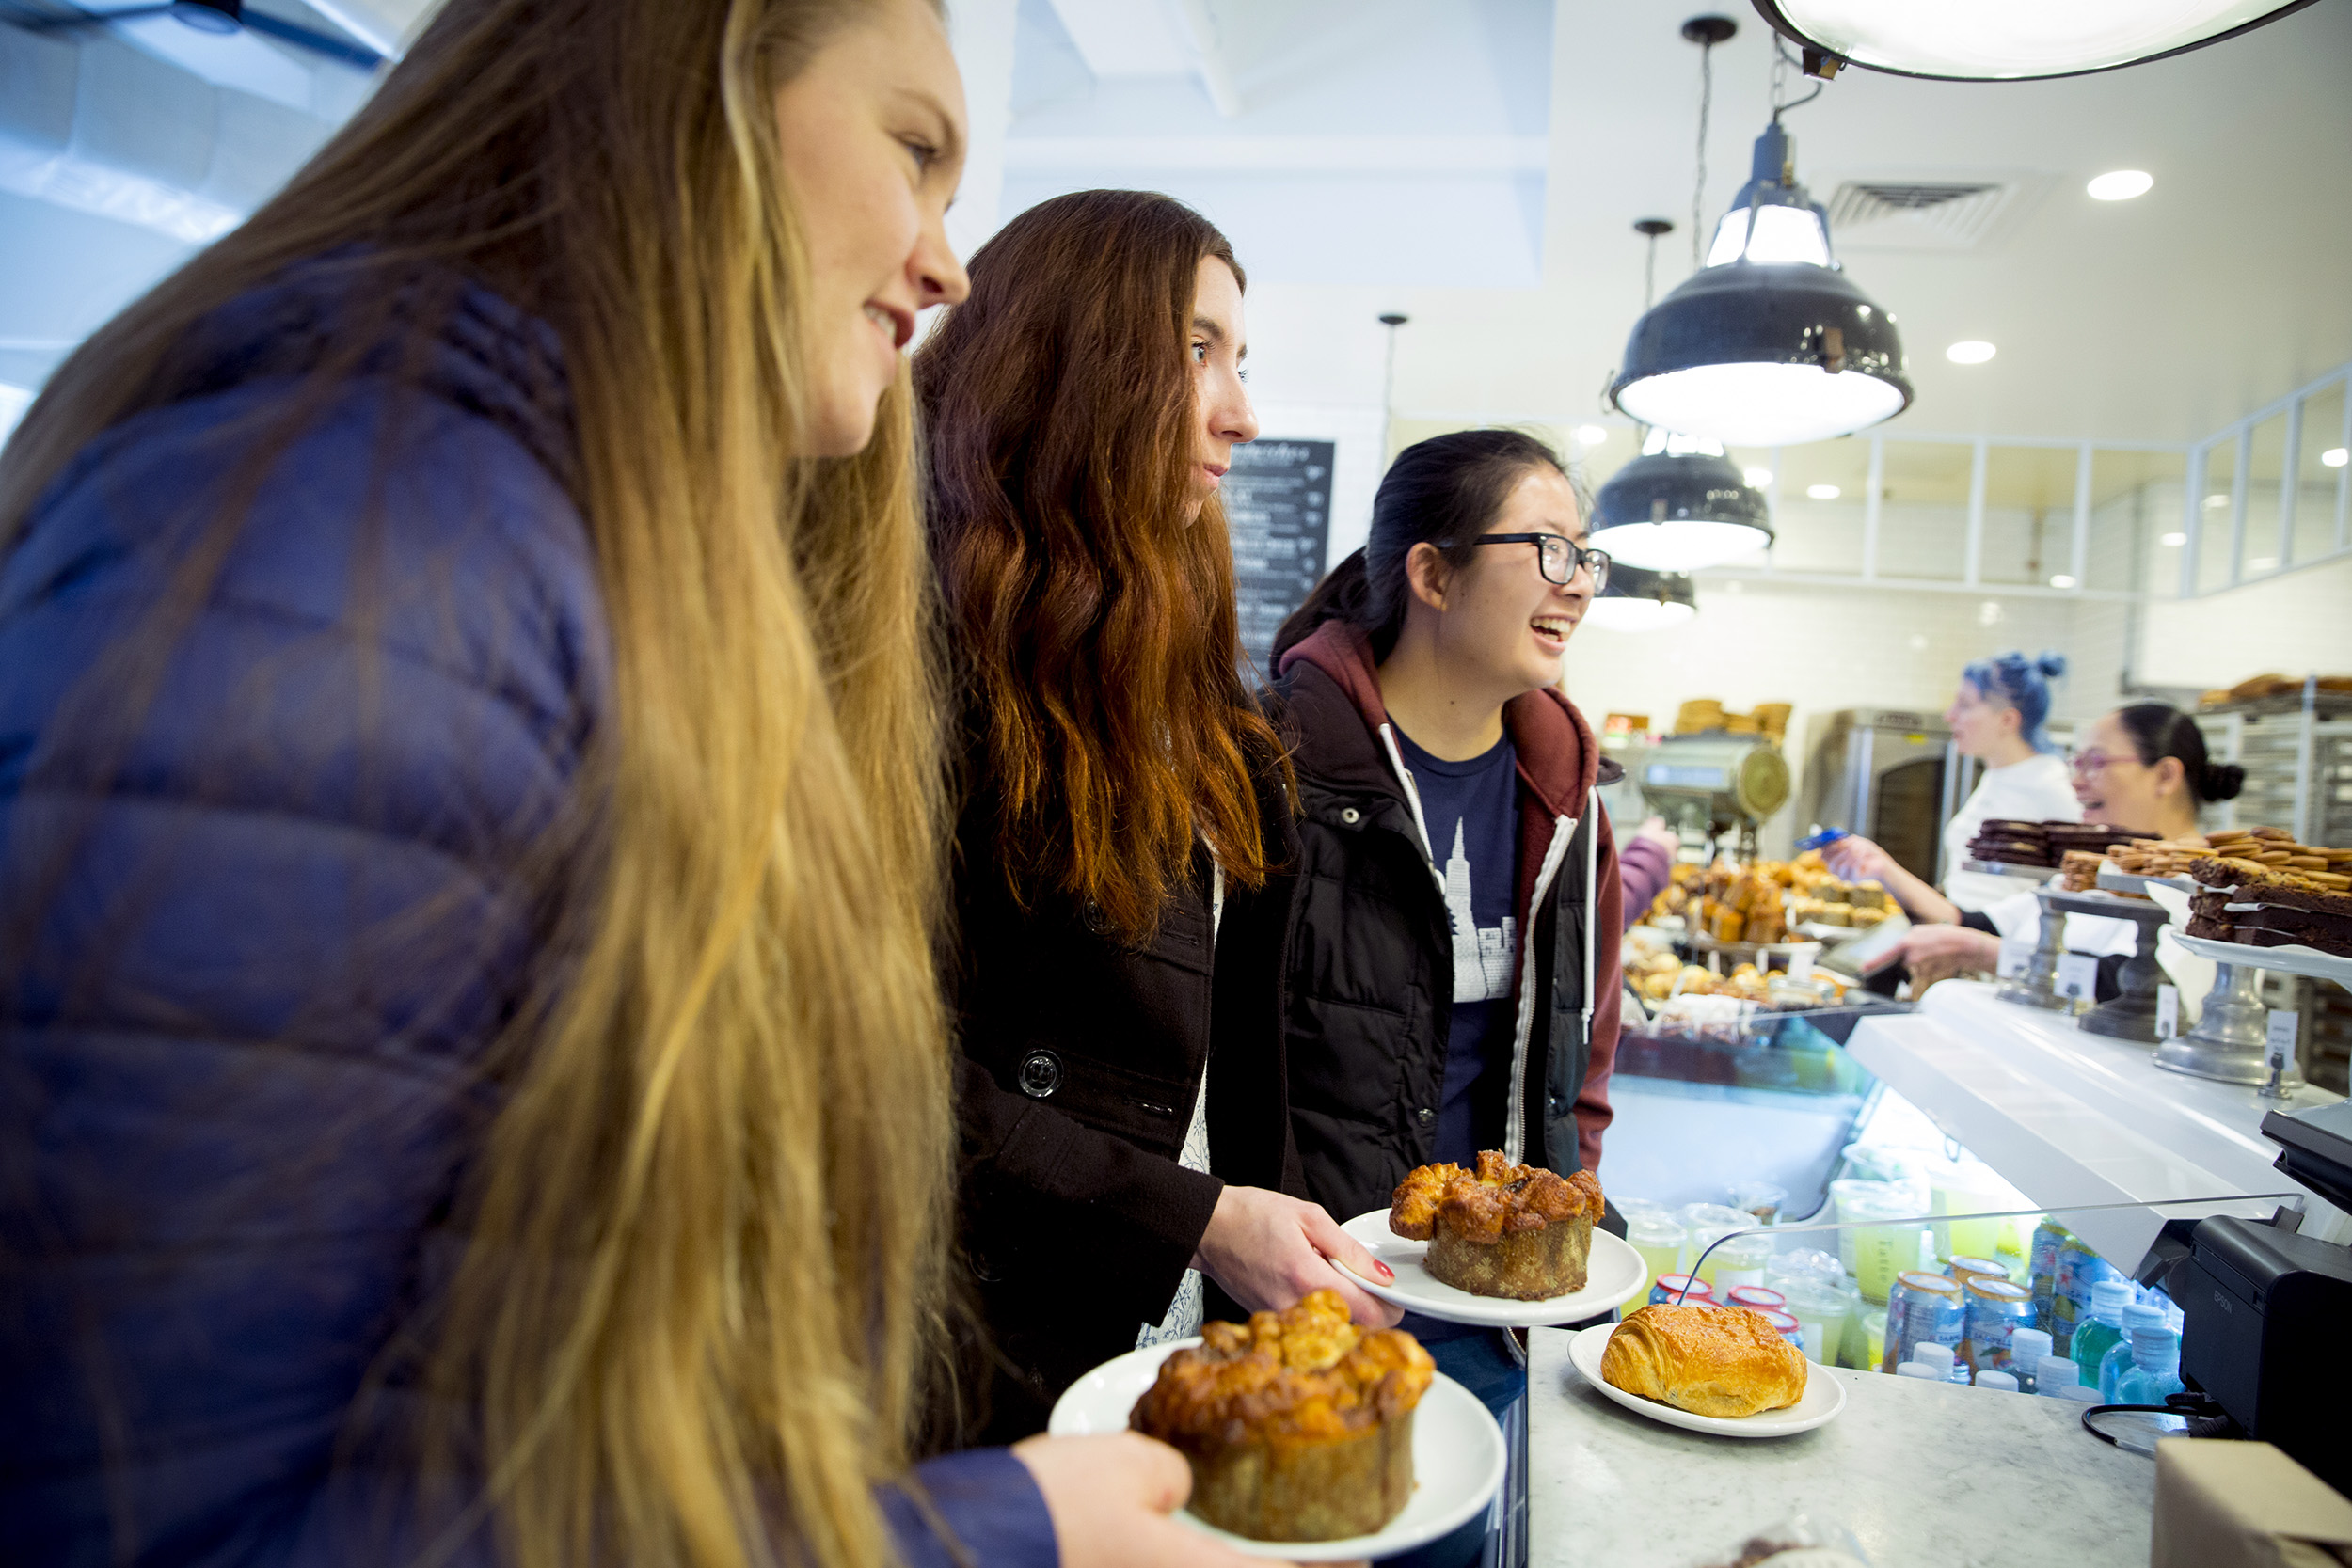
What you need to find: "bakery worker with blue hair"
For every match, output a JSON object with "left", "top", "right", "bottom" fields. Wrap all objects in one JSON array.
[{"left": 1823, "top": 649, "right": 2082, "bottom": 918}]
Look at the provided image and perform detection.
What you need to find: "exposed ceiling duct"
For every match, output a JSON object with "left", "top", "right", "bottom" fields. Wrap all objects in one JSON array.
[{"left": 0, "top": 22, "right": 336, "bottom": 242}]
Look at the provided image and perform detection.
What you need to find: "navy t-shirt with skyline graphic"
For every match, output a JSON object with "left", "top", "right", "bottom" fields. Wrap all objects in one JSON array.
[{"left": 1391, "top": 723, "right": 1522, "bottom": 1165}]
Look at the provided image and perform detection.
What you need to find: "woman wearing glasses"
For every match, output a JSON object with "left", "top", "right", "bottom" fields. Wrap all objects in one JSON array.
[
  {"left": 1263, "top": 428, "right": 1626, "bottom": 1423},
  {"left": 1863, "top": 703, "right": 2243, "bottom": 992}
]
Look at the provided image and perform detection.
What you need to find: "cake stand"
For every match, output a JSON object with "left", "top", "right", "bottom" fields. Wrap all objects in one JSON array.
[
  {"left": 2035, "top": 888, "right": 2175, "bottom": 1044},
  {"left": 1995, "top": 893, "right": 2073, "bottom": 1012},
  {"left": 2170, "top": 931, "right": 2352, "bottom": 1095}
]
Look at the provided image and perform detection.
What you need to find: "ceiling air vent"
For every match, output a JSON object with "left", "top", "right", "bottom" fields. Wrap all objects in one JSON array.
[{"left": 1822, "top": 172, "right": 2048, "bottom": 252}]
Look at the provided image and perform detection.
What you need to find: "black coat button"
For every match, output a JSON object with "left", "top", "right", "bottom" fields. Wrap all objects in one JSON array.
[
  {"left": 1341, "top": 807, "right": 1361, "bottom": 824},
  {"left": 1018, "top": 1051, "right": 1061, "bottom": 1099}
]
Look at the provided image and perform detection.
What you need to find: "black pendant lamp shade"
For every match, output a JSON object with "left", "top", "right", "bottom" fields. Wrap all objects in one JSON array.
[
  {"left": 1591, "top": 435, "right": 1773, "bottom": 572},
  {"left": 1609, "top": 123, "right": 1911, "bottom": 448},
  {"left": 1586, "top": 562, "right": 1700, "bottom": 633},
  {"left": 1752, "top": 0, "right": 2320, "bottom": 83}
]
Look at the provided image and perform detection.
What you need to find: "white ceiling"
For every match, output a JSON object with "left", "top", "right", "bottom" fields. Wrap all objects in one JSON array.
[{"left": 977, "top": 0, "right": 2352, "bottom": 448}]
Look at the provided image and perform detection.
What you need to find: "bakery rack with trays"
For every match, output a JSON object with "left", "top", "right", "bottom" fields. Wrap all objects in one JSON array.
[{"left": 2196, "top": 691, "right": 2352, "bottom": 847}]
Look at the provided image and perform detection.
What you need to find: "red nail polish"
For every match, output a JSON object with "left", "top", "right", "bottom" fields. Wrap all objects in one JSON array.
[{"left": 1376, "top": 1260, "right": 1395, "bottom": 1279}]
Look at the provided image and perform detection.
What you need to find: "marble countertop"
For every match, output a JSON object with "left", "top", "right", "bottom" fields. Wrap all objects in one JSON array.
[{"left": 1527, "top": 1326, "right": 2153, "bottom": 1568}]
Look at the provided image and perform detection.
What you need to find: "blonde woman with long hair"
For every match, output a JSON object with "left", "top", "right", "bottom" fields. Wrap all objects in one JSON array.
[{"left": 0, "top": 2, "right": 1248, "bottom": 1565}]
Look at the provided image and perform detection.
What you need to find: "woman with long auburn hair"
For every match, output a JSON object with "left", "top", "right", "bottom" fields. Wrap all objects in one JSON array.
[
  {"left": 917, "top": 189, "right": 1399, "bottom": 1439},
  {"left": 0, "top": 4, "right": 1249, "bottom": 1566}
]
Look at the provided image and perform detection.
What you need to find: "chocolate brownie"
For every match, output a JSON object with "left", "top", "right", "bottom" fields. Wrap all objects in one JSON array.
[
  {"left": 2247, "top": 881, "right": 2352, "bottom": 920},
  {"left": 2186, "top": 913, "right": 2237, "bottom": 942},
  {"left": 2230, "top": 904, "right": 2352, "bottom": 946},
  {"left": 2234, "top": 927, "right": 2352, "bottom": 959}
]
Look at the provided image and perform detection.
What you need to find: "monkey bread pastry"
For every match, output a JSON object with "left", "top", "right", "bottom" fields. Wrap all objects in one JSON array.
[
  {"left": 1390, "top": 1150, "right": 1604, "bottom": 1301},
  {"left": 1128, "top": 1290, "right": 1434, "bottom": 1542},
  {"left": 1600, "top": 1302, "right": 1808, "bottom": 1418}
]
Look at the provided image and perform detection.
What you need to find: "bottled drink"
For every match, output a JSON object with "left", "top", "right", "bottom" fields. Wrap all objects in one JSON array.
[
  {"left": 2008, "top": 1329, "right": 2053, "bottom": 1395},
  {"left": 1913, "top": 1340, "right": 1965, "bottom": 1385},
  {"left": 2028, "top": 1218, "right": 2070, "bottom": 1324},
  {"left": 1976, "top": 1370, "right": 2020, "bottom": 1392},
  {"left": 2035, "top": 1354, "right": 2080, "bottom": 1397},
  {"left": 2068, "top": 1278, "right": 2134, "bottom": 1389},
  {"left": 2099, "top": 1304, "right": 2170, "bottom": 1402},
  {"left": 1883, "top": 1272, "right": 1966, "bottom": 1373},
  {"left": 2115, "top": 1325, "right": 2185, "bottom": 1406},
  {"left": 1961, "top": 1276, "right": 2036, "bottom": 1374}
]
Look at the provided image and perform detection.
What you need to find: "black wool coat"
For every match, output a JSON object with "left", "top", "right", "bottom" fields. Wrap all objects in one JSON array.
[{"left": 950, "top": 766, "right": 1300, "bottom": 1438}]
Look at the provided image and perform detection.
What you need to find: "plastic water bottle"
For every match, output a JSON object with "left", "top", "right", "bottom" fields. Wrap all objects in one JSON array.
[
  {"left": 2035, "top": 1354, "right": 2080, "bottom": 1397},
  {"left": 1976, "top": 1370, "right": 2020, "bottom": 1392},
  {"left": 2099, "top": 1303, "right": 2169, "bottom": 1402},
  {"left": 2115, "top": 1325, "right": 2185, "bottom": 1406},
  {"left": 1897, "top": 1361, "right": 1943, "bottom": 1381},
  {"left": 2009, "top": 1329, "right": 2054, "bottom": 1395},
  {"left": 1914, "top": 1341, "right": 1965, "bottom": 1384},
  {"left": 2068, "top": 1278, "right": 2134, "bottom": 1388}
]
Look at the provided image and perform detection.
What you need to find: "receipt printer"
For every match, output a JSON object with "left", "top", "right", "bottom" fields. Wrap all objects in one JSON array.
[{"left": 2178, "top": 1101, "right": 2352, "bottom": 1498}]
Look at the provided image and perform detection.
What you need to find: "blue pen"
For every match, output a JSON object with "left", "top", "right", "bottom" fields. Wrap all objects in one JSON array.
[{"left": 1795, "top": 828, "right": 1851, "bottom": 852}]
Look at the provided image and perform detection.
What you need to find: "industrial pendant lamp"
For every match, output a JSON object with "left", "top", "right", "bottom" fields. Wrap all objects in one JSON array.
[
  {"left": 1608, "top": 20, "right": 1911, "bottom": 448},
  {"left": 1585, "top": 561, "right": 1700, "bottom": 633},
  {"left": 1590, "top": 218, "right": 1775, "bottom": 572},
  {"left": 1592, "top": 426, "right": 1773, "bottom": 572},
  {"left": 1752, "top": 0, "right": 2319, "bottom": 83}
]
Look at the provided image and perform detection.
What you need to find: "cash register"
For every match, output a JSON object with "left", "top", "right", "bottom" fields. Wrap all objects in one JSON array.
[{"left": 2174, "top": 1100, "right": 2352, "bottom": 1497}]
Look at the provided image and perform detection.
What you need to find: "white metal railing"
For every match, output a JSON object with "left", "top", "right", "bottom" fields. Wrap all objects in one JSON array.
[{"left": 1401, "top": 356, "right": 2352, "bottom": 603}]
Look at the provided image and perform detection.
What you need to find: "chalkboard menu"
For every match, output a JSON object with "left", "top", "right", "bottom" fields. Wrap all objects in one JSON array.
[{"left": 1224, "top": 437, "right": 1334, "bottom": 680}]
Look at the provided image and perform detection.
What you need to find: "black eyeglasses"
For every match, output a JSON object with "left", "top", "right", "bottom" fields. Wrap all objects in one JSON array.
[{"left": 1444, "top": 533, "right": 1611, "bottom": 592}]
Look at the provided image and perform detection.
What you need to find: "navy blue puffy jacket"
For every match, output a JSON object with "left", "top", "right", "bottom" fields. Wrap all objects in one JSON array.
[{"left": 0, "top": 261, "right": 1054, "bottom": 1568}]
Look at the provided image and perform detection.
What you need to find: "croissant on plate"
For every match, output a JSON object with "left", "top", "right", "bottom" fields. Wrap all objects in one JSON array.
[{"left": 1598, "top": 1303, "right": 1807, "bottom": 1418}]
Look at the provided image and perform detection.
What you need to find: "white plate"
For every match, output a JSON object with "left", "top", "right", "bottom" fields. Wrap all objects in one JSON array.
[
  {"left": 2177, "top": 931, "right": 2352, "bottom": 991},
  {"left": 1047, "top": 1338, "right": 1505, "bottom": 1561},
  {"left": 1329, "top": 1212, "right": 1648, "bottom": 1327},
  {"left": 1565, "top": 1322, "right": 1846, "bottom": 1437}
]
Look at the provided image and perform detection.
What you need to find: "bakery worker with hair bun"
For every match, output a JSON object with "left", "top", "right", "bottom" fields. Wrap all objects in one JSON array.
[
  {"left": 1824, "top": 649, "right": 2082, "bottom": 918},
  {"left": 1859, "top": 702, "right": 2246, "bottom": 997}
]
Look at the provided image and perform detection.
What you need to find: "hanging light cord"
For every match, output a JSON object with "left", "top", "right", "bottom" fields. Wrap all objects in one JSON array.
[
  {"left": 1691, "top": 37, "right": 1716, "bottom": 270},
  {"left": 1644, "top": 229, "right": 1660, "bottom": 310},
  {"left": 1771, "top": 36, "right": 1825, "bottom": 124}
]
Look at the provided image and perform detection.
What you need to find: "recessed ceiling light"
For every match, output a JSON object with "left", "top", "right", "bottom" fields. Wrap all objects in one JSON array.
[
  {"left": 1807, "top": 483, "right": 1841, "bottom": 499},
  {"left": 2087, "top": 169, "right": 2154, "bottom": 201},
  {"left": 2204, "top": 493, "right": 2229, "bottom": 509},
  {"left": 2048, "top": 574, "right": 2077, "bottom": 589},
  {"left": 1743, "top": 467, "right": 1774, "bottom": 488},
  {"left": 2249, "top": 557, "right": 2278, "bottom": 571},
  {"left": 1979, "top": 600, "right": 2002, "bottom": 626},
  {"left": 1946, "top": 341, "right": 1997, "bottom": 365},
  {"left": 1575, "top": 424, "right": 1610, "bottom": 446},
  {"left": 2160, "top": 532, "right": 2186, "bottom": 546},
  {"left": 2325, "top": 447, "right": 2350, "bottom": 468}
]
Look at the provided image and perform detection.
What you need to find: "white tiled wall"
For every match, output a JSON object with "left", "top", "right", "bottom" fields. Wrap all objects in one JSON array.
[{"left": 2137, "top": 554, "right": 2352, "bottom": 690}]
